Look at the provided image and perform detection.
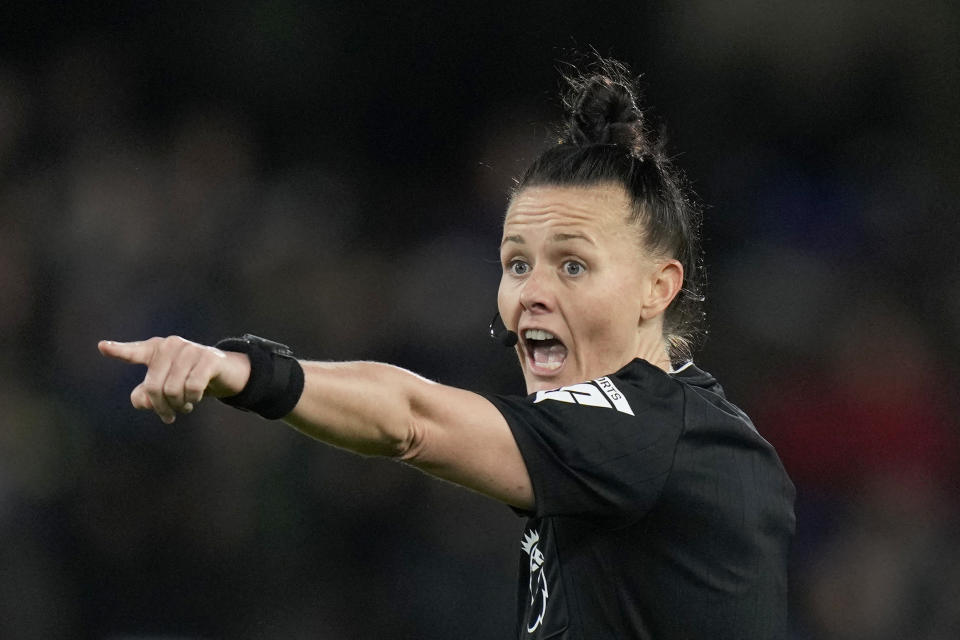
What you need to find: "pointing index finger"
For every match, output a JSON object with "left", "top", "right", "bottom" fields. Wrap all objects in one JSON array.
[{"left": 98, "top": 340, "right": 156, "bottom": 365}]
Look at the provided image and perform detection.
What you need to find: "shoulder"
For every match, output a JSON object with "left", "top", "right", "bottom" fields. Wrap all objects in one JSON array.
[
  {"left": 665, "top": 362, "right": 797, "bottom": 507},
  {"left": 484, "top": 361, "right": 688, "bottom": 518},
  {"left": 511, "top": 359, "right": 686, "bottom": 418},
  {"left": 668, "top": 362, "right": 771, "bottom": 443}
]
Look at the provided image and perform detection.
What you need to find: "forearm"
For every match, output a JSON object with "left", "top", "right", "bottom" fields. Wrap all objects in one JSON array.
[{"left": 282, "top": 360, "right": 425, "bottom": 457}]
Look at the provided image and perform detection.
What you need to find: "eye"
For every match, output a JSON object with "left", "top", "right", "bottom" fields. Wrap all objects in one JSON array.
[
  {"left": 563, "top": 260, "right": 586, "bottom": 276},
  {"left": 507, "top": 259, "right": 531, "bottom": 276}
]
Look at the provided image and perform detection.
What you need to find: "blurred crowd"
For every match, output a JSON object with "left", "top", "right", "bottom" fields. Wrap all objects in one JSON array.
[{"left": 1, "top": 2, "right": 958, "bottom": 638}]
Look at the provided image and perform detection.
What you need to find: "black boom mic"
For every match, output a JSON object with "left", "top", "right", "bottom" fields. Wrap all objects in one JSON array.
[{"left": 489, "top": 312, "right": 519, "bottom": 347}]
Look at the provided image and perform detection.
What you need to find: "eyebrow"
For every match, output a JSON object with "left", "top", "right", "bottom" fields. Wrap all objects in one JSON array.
[
  {"left": 552, "top": 232, "right": 594, "bottom": 245},
  {"left": 500, "top": 233, "right": 595, "bottom": 248}
]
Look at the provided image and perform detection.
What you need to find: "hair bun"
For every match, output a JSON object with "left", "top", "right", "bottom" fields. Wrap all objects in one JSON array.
[{"left": 564, "top": 69, "right": 645, "bottom": 152}]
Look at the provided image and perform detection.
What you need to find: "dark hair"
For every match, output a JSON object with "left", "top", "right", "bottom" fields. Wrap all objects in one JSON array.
[{"left": 514, "top": 57, "right": 705, "bottom": 362}]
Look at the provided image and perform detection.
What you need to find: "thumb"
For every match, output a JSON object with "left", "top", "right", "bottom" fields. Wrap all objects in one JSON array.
[
  {"left": 130, "top": 383, "right": 154, "bottom": 411},
  {"left": 98, "top": 339, "right": 155, "bottom": 365}
]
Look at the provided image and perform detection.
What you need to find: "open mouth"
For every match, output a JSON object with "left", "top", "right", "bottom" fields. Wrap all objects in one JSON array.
[{"left": 523, "top": 329, "right": 568, "bottom": 373}]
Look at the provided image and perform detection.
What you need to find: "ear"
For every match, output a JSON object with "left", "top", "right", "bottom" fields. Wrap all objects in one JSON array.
[{"left": 639, "top": 259, "right": 684, "bottom": 321}]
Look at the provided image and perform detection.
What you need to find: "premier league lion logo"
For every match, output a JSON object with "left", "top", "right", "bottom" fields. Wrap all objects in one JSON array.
[{"left": 521, "top": 528, "right": 549, "bottom": 633}]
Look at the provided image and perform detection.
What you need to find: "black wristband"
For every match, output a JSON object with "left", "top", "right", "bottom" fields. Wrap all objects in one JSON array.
[{"left": 214, "top": 334, "right": 305, "bottom": 420}]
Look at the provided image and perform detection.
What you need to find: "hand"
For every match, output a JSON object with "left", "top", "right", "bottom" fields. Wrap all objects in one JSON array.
[{"left": 98, "top": 336, "right": 251, "bottom": 424}]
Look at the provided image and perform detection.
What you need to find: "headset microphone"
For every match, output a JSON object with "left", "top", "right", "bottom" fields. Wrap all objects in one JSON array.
[{"left": 489, "top": 312, "right": 519, "bottom": 347}]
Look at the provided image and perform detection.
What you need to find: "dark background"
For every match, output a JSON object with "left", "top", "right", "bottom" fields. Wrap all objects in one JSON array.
[{"left": 2, "top": 1, "right": 958, "bottom": 638}]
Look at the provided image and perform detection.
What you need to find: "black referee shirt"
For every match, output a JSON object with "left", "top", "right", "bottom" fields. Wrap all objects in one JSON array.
[{"left": 486, "top": 359, "right": 795, "bottom": 639}]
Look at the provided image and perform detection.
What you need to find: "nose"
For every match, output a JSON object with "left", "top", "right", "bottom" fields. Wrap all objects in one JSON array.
[{"left": 519, "top": 266, "right": 554, "bottom": 313}]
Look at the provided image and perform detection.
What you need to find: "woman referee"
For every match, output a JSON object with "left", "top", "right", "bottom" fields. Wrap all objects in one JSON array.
[{"left": 100, "top": 58, "right": 795, "bottom": 639}]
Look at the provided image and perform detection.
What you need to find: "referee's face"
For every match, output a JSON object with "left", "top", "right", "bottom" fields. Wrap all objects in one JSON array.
[{"left": 499, "top": 183, "right": 679, "bottom": 393}]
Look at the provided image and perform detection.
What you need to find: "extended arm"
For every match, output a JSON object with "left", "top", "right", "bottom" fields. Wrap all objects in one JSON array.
[{"left": 98, "top": 336, "right": 533, "bottom": 509}]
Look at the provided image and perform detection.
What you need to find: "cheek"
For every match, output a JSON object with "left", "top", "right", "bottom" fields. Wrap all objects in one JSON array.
[
  {"left": 570, "top": 287, "right": 640, "bottom": 347},
  {"left": 571, "top": 298, "right": 618, "bottom": 341},
  {"left": 496, "top": 280, "right": 513, "bottom": 318}
]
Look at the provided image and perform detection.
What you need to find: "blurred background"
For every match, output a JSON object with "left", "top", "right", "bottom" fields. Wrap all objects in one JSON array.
[{"left": 1, "top": 1, "right": 958, "bottom": 638}]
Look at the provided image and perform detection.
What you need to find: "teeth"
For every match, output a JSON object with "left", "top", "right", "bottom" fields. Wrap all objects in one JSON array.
[{"left": 524, "top": 329, "right": 556, "bottom": 341}]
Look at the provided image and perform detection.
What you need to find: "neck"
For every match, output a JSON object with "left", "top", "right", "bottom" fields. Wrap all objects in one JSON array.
[
  {"left": 634, "top": 328, "right": 672, "bottom": 373},
  {"left": 643, "top": 350, "right": 673, "bottom": 373}
]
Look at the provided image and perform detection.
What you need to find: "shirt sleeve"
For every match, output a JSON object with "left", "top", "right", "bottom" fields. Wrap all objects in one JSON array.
[{"left": 484, "top": 377, "right": 685, "bottom": 520}]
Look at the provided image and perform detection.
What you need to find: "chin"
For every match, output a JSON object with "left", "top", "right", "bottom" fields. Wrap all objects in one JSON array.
[{"left": 523, "top": 369, "right": 577, "bottom": 394}]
